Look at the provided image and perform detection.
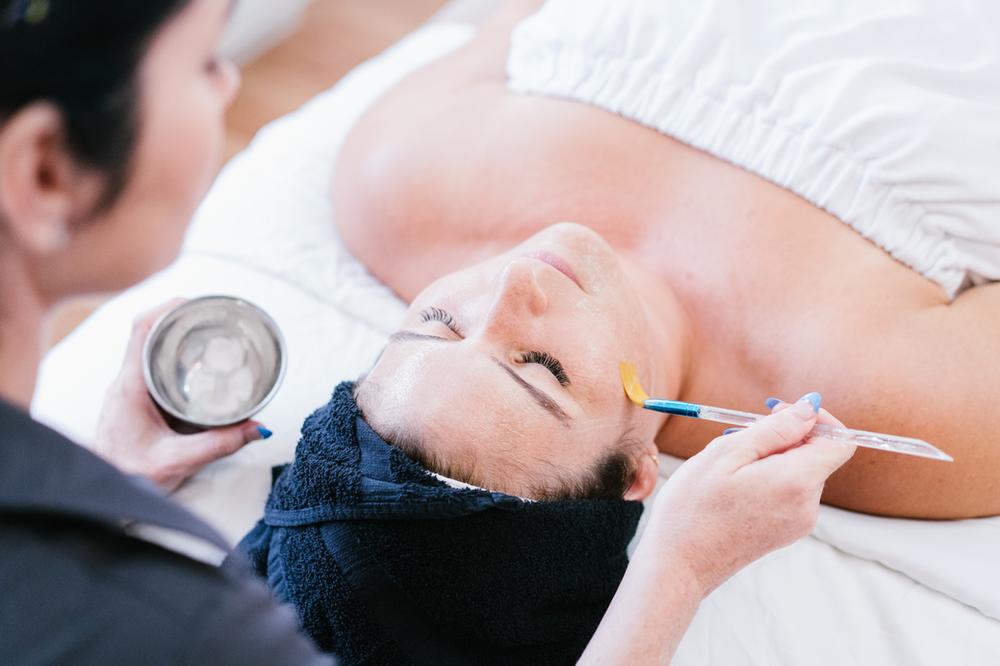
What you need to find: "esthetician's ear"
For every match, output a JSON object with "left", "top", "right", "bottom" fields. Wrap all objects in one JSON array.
[
  {"left": 623, "top": 443, "right": 661, "bottom": 501},
  {"left": 0, "top": 102, "right": 102, "bottom": 254}
]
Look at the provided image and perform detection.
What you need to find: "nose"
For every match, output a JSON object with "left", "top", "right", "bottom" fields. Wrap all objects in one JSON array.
[{"left": 481, "top": 260, "right": 548, "bottom": 338}]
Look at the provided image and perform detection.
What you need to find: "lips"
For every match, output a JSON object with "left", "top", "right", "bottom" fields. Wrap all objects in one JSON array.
[{"left": 523, "top": 251, "right": 582, "bottom": 289}]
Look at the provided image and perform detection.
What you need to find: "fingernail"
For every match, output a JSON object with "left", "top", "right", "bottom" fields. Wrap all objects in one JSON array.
[
  {"left": 798, "top": 392, "right": 822, "bottom": 413},
  {"left": 765, "top": 398, "right": 782, "bottom": 410},
  {"left": 257, "top": 426, "right": 273, "bottom": 440},
  {"left": 788, "top": 400, "right": 816, "bottom": 419},
  {"left": 722, "top": 428, "right": 742, "bottom": 436}
]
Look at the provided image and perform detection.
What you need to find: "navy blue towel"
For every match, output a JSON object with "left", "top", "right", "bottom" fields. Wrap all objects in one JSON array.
[{"left": 234, "top": 382, "right": 643, "bottom": 666}]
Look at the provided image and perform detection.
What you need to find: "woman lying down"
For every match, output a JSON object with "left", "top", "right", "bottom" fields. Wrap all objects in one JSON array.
[
  {"left": 235, "top": 0, "right": 999, "bottom": 662},
  {"left": 331, "top": 0, "right": 1000, "bottom": 520}
]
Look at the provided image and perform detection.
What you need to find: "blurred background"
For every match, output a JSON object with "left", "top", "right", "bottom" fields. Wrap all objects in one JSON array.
[
  {"left": 221, "top": 0, "right": 456, "bottom": 159},
  {"left": 45, "top": 0, "right": 456, "bottom": 352}
]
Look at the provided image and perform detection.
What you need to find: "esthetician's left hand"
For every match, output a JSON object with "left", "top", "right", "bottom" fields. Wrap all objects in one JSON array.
[{"left": 91, "top": 300, "right": 270, "bottom": 492}]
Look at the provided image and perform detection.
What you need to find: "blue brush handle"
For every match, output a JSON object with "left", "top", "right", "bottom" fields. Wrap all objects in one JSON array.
[{"left": 641, "top": 400, "right": 952, "bottom": 461}]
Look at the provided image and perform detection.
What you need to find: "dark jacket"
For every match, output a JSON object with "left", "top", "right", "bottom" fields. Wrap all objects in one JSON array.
[{"left": 0, "top": 399, "right": 334, "bottom": 666}]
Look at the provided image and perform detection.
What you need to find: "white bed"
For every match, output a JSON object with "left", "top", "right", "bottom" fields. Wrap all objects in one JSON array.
[{"left": 32, "top": 9, "right": 1000, "bottom": 666}]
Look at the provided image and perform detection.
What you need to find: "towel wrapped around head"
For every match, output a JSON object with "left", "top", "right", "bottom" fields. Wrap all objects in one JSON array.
[{"left": 234, "top": 382, "right": 643, "bottom": 666}]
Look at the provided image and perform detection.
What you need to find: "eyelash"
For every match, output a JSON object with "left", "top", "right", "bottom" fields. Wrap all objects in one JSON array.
[
  {"left": 520, "top": 351, "right": 570, "bottom": 387},
  {"left": 418, "top": 307, "right": 569, "bottom": 386},
  {"left": 419, "top": 307, "right": 461, "bottom": 335}
]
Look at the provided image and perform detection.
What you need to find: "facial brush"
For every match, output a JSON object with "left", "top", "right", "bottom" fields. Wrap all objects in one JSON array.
[{"left": 619, "top": 362, "right": 953, "bottom": 462}]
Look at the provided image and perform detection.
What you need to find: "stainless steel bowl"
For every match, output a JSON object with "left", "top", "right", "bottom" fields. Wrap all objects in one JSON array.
[{"left": 142, "top": 296, "right": 287, "bottom": 428}]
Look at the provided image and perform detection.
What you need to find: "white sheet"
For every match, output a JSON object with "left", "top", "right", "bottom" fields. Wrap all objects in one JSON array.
[
  {"left": 32, "top": 17, "right": 1000, "bottom": 665},
  {"left": 508, "top": 0, "right": 1000, "bottom": 299}
]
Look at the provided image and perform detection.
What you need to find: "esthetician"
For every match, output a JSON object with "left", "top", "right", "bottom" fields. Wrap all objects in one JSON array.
[{"left": 0, "top": 0, "right": 854, "bottom": 663}]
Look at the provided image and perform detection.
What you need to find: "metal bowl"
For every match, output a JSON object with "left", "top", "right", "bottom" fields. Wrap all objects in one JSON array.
[{"left": 143, "top": 296, "right": 287, "bottom": 428}]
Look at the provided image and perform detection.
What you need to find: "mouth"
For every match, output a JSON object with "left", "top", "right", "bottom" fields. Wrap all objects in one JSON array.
[{"left": 523, "top": 251, "right": 582, "bottom": 289}]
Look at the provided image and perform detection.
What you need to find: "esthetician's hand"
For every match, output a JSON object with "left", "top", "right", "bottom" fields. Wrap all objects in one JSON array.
[
  {"left": 578, "top": 396, "right": 856, "bottom": 666},
  {"left": 92, "top": 300, "right": 271, "bottom": 492},
  {"left": 650, "top": 394, "right": 856, "bottom": 597}
]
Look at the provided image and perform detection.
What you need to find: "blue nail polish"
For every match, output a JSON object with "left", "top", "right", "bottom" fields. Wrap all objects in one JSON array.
[
  {"left": 765, "top": 398, "right": 781, "bottom": 410},
  {"left": 797, "top": 392, "right": 822, "bottom": 414},
  {"left": 257, "top": 426, "right": 273, "bottom": 440},
  {"left": 722, "top": 428, "right": 742, "bottom": 436}
]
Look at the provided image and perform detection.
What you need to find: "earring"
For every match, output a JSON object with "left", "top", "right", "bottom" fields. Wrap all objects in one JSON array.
[
  {"left": 649, "top": 453, "right": 660, "bottom": 467},
  {"left": 47, "top": 222, "right": 70, "bottom": 251}
]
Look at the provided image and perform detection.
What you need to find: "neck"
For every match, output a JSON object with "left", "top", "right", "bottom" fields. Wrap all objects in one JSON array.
[{"left": 0, "top": 248, "right": 49, "bottom": 410}]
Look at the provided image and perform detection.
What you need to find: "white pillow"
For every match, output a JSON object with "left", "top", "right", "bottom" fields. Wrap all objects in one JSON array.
[{"left": 32, "top": 22, "right": 477, "bottom": 545}]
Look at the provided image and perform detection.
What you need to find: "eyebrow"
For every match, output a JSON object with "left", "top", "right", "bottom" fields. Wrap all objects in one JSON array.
[
  {"left": 389, "top": 330, "right": 450, "bottom": 345},
  {"left": 490, "top": 357, "right": 571, "bottom": 423},
  {"left": 387, "top": 330, "right": 571, "bottom": 424}
]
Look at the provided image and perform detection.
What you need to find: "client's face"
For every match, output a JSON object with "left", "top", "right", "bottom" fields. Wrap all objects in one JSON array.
[{"left": 361, "top": 223, "right": 660, "bottom": 500}]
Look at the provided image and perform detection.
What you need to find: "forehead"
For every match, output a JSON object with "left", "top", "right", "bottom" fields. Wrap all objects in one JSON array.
[
  {"left": 366, "top": 337, "right": 633, "bottom": 467},
  {"left": 147, "top": 0, "right": 230, "bottom": 55},
  {"left": 370, "top": 337, "right": 568, "bottom": 438}
]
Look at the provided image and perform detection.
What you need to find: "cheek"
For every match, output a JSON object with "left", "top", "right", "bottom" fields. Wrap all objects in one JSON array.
[
  {"left": 571, "top": 298, "right": 641, "bottom": 360},
  {"left": 569, "top": 299, "right": 652, "bottom": 412},
  {"left": 97, "top": 88, "right": 226, "bottom": 282},
  {"left": 141, "top": 95, "right": 223, "bottom": 214}
]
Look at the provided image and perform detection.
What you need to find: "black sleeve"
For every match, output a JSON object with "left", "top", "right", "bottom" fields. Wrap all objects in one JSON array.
[
  {"left": 0, "top": 515, "right": 336, "bottom": 666},
  {"left": 187, "top": 571, "right": 336, "bottom": 666}
]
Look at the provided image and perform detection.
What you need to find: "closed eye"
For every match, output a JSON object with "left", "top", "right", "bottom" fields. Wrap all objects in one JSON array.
[
  {"left": 419, "top": 307, "right": 462, "bottom": 336},
  {"left": 416, "top": 308, "right": 567, "bottom": 386},
  {"left": 519, "top": 351, "right": 570, "bottom": 387}
]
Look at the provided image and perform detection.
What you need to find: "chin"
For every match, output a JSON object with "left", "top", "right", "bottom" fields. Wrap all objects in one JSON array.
[
  {"left": 99, "top": 247, "right": 183, "bottom": 295},
  {"left": 540, "top": 221, "right": 606, "bottom": 244}
]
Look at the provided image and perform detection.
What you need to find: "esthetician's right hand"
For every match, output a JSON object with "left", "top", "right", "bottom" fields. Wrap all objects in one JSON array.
[
  {"left": 577, "top": 396, "right": 857, "bottom": 665},
  {"left": 648, "top": 395, "right": 856, "bottom": 598},
  {"left": 91, "top": 300, "right": 271, "bottom": 492}
]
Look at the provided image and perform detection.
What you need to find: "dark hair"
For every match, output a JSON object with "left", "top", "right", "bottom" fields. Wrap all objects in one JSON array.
[
  {"left": 547, "top": 443, "right": 642, "bottom": 501},
  {"left": 0, "top": 0, "right": 192, "bottom": 207},
  {"left": 354, "top": 378, "right": 644, "bottom": 501}
]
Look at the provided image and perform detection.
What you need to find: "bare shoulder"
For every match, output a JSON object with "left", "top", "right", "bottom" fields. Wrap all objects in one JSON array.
[
  {"left": 816, "top": 281, "right": 1000, "bottom": 518},
  {"left": 333, "top": 0, "right": 546, "bottom": 301},
  {"left": 659, "top": 231, "right": 1000, "bottom": 519},
  {"left": 332, "top": 0, "right": 685, "bottom": 299}
]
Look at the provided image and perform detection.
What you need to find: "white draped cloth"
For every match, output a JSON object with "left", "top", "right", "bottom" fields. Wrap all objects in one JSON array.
[{"left": 508, "top": 0, "right": 1000, "bottom": 299}]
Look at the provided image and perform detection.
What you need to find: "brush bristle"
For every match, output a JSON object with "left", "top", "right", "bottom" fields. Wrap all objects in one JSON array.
[{"left": 619, "top": 361, "right": 650, "bottom": 406}]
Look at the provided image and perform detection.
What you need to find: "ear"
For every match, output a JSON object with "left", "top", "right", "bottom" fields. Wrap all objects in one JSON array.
[
  {"left": 623, "top": 442, "right": 661, "bottom": 501},
  {"left": 0, "top": 103, "right": 101, "bottom": 255}
]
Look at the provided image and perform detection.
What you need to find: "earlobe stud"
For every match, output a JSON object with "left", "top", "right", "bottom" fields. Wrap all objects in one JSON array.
[{"left": 46, "top": 223, "right": 70, "bottom": 251}]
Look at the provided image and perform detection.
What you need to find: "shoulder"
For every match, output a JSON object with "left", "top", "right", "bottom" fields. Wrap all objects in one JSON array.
[{"left": 0, "top": 514, "right": 332, "bottom": 666}]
